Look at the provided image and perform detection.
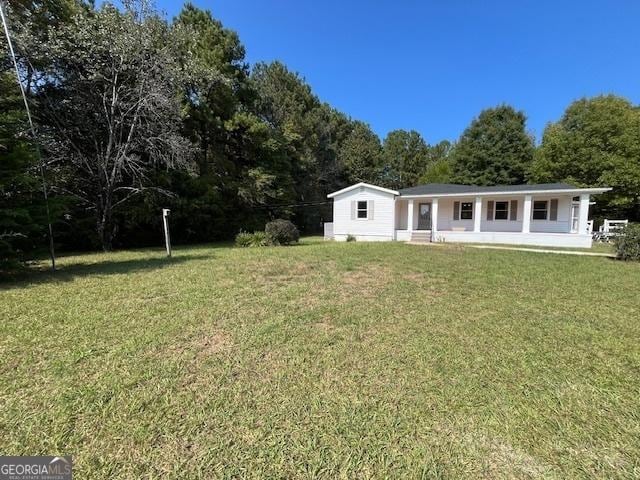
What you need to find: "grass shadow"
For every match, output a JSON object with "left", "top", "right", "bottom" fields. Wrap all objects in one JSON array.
[{"left": 0, "top": 253, "right": 213, "bottom": 290}]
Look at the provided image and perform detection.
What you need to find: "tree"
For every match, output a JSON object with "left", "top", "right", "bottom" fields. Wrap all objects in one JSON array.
[
  {"left": 418, "top": 140, "right": 454, "bottom": 184},
  {"left": 451, "top": 105, "right": 534, "bottom": 185},
  {"left": 530, "top": 95, "right": 640, "bottom": 220},
  {"left": 0, "top": 0, "right": 81, "bottom": 264},
  {"left": 251, "top": 61, "right": 350, "bottom": 232},
  {"left": 338, "top": 121, "right": 382, "bottom": 183},
  {"left": 31, "top": 2, "right": 193, "bottom": 250},
  {"left": 380, "top": 130, "right": 429, "bottom": 189},
  {"left": 173, "top": 3, "right": 248, "bottom": 176},
  {"left": 0, "top": 72, "right": 41, "bottom": 266}
]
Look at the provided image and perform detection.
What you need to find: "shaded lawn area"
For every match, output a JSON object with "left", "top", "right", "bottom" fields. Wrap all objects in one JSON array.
[{"left": 1, "top": 238, "right": 639, "bottom": 478}]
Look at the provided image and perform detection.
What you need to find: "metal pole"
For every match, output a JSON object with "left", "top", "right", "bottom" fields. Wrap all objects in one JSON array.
[
  {"left": 162, "top": 209, "right": 171, "bottom": 257},
  {"left": 0, "top": 0, "right": 56, "bottom": 271}
]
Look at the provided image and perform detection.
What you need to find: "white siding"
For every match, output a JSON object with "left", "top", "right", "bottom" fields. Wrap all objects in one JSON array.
[
  {"left": 529, "top": 195, "right": 572, "bottom": 233},
  {"left": 435, "top": 195, "right": 573, "bottom": 233},
  {"left": 395, "top": 200, "right": 407, "bottom": 230},
  {"left": 332, "top": 186, "right": 396, "bottom": 241},
  {"left": 438, "top": 197, "right": 475, "bottom": 231},
  {"left": 480, "top": 198, "right": 524, "bottom": 232}
]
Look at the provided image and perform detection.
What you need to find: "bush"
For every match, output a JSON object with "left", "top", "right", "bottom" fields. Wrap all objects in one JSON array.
[
  {"left": 235, "top": 231, "right": 268, "bottom": 247},
  {"left": 265, "top": 219, "right": 299, "bottom": 245},
  {"left": 614, "top": 223, "right": 640, "bottom": 261},
  {"left": 346, "top": 234, "right": 356, "bottom": 242}
]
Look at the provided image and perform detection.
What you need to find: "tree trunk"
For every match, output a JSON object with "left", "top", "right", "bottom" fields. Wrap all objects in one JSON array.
[{"left": 96, "top": 195, "right": 114, "bottom": 252}]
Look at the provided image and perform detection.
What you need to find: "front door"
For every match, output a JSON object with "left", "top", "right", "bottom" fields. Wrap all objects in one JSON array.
[
  {"left": 418, "top": 203, "right": 432, "bottom": 230},
  {"left": 570, "top": 203, "right": 579, "bottom": 233}
]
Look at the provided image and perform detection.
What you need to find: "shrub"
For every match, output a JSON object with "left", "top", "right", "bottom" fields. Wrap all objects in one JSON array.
[
  {"left": 614, "top": 223, "right": 640, "bottom": 261},
  {"left": 235, "top": 231, "right": 268, "bottom": 248},
  {"left": 346, "top": 234, "right": 356, "bottom": 242},
  {"left": 265, "top": 219, "right": 299, "bottom": 246}
]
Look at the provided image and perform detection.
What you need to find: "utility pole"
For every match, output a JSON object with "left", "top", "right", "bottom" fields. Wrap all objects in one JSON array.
[{"left": 0, "top": 0, "right": 56, "bottom": 270}]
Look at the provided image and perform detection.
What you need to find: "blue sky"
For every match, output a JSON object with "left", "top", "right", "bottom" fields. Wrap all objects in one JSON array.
[{"left": 153, "top": 0, "right": 640, "bottom": 144}]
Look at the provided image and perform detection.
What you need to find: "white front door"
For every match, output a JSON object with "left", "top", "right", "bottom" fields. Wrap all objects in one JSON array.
[{"left": 571, "top": 203, "right": 579, "bottom": 233}]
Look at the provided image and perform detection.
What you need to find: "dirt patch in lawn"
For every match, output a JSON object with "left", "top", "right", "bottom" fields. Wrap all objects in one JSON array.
[
  {"left": 313, "top": 320, "right": 337, "bottom": 333},
  {"left": 150, "top": 330, "right": 232, "bottom": 364},
  {"left": 191, "top": 331, "right": 232, "bottom": 358},
  {"left": 246, "top": 260, "right": 324, "bottom": 289},
  {"left": 339, "top": 264, "right": 393, "bottom": 299}
]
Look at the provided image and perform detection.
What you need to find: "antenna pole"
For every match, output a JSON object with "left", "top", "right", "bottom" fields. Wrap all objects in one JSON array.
[{"left": 0, "top": 0, "right": 56, "bottom": 270}]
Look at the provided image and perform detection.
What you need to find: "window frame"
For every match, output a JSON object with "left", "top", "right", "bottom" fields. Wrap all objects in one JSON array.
[
  {"left": 493, "top": 201, "right": 510, "bottom": 221},
  {"left": 356, "top": 200, "right": 368, "bottom": 219},
  {"left": 460, "top": 202, "right": 473, "bottom": 220},
  {"left": 532, "top": 200, "right": 548, "bottom": 220}
]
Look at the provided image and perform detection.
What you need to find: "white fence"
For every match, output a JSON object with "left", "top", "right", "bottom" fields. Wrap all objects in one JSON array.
[
  {"left": 599, "top": 219, "right": 628, "bottom": 233},
  {"left": 323, "top": 222, "right": 334, "bottom": 240}
]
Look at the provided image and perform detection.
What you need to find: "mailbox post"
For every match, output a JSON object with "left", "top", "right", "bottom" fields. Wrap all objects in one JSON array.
[{"left": 162, "top": 208, "right": 171, "bottom": 257}]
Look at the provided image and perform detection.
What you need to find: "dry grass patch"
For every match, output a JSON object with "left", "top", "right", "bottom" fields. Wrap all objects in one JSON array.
[
  {"left": 150, "top": 330, "right": 232, "bottom": 364},
  {"left": 248, "top": 259, "right": 315, "bottom": 283},
  {"left": 339, "top": 264, "right": 394, "bottom": 300}
]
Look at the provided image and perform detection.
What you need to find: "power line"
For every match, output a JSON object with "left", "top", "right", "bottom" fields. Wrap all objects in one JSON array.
[
  {"left": 0, "top": 0, "right": 56, "bottom": 271},
  {"left": 248, "top": 200, "right": 332, "bottom": 209}
]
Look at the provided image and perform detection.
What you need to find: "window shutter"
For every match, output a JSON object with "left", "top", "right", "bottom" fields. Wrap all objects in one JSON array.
[
  {"left": 550, "top": 199, "right": 558, "bottom": 221},
  {"left": 453, "top": 201, "right": 460, "bottom": 220},
  {"left": 368, "top": 200, "right": 374, "bottom": 220},
  {"left": 510, "top": 200, "right": 518, "bottom": 221},
  {"left": 487, "top": 201, "right": 494, "bottom": 221},
  {"left": 351, "top": 201, "right": 356, "bottom": 220}
]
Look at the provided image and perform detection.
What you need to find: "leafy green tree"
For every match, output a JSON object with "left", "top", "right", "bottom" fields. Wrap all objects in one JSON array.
[
  {"left": 0, "top": 72, "right": 42, "bottom": 266},
  {"left": 30, "top": 2, "right": 193, "bottom": 250},
  {"left": 380, "top": 130, "right": 429, "bottom": 189},
  {"left": 338, "top": 121, "right": 382, "bottom": 183},
  {"left": 173, "top": 3, "right": 248, "bottom": 176},
  {"left": 0, "top": 0, "right": 81, "bottom": 264},
  {"left": 419, "top": 140, "right": 454, "bottom": 183},
  {"left": 530, "top": 95, "right": 640, "bottom": 219},
  {"left": 251, "top": 61, "right": 351, "bottom": 231},
  {"left": 451, "top": 105, "right": 534, "bottom": 185},
  {"left": 159, "top": 4, "right": 292, "bottom": 240}
]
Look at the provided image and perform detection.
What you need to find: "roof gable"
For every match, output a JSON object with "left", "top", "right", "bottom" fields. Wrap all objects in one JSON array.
[{"left": 327, "top": 182, "right": 399, "bottom": 198}]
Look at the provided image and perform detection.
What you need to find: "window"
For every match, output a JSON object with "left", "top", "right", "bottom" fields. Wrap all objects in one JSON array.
[
  {"left": 533, "top": 200, "right": 548, "bottom": 220},
  {"left": 357, "top": 200, "right": 368, "bottom": 219},
  {"left": 460, "top": 202, "right": 473, "bottom": 220},
  {"left": 494, "top": 201, "right": 509, "bottom": 220}
]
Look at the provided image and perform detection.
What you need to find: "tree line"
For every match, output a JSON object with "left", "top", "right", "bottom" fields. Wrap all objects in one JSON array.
[{"left": 1, "top": 0, "right": 639, "bottom": 264}]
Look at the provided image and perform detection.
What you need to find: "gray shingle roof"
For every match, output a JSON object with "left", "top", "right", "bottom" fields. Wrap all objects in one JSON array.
[{"left": 398, "top": 183, "right": 578, "bottom": 196}]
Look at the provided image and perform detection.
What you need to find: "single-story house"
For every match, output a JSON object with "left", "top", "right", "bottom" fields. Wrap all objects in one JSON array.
[{"left": 325, "top": 182, "right": 612, "bottom": 248}]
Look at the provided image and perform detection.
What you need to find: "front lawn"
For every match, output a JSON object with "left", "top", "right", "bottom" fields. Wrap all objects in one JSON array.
[{"left": 1, "top": 239, "right": 639, "bottom": 478}]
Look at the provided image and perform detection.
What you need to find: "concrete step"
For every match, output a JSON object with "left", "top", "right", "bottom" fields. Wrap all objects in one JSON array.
[{"left": 410, "top": 231, "right": 432, "bottom": 243}]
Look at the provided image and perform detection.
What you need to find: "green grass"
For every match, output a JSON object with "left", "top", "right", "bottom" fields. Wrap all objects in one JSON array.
[{"left": 1, "top": 238, "right": 639, "bottom": 478}]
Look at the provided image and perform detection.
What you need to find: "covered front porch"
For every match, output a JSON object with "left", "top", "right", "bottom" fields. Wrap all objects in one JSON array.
[{"left": 394, "top": 193, "right": 594, "bottom": 248}]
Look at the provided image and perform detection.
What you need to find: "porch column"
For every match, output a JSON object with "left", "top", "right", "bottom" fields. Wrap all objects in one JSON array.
[
  {"left": 431, "top": 198, "right": 438, "bottom": 234},
  {"left": 473, "top": 196, "right": 482, "bottom": 232},
  {"left": 407, "top": 199, "right": 414, "bottom": 231},
  {"left": 578, "top": 193, "right": 590, "bottom": 234},
  {"left": 522, "top": 195, "right": 532, "bottom": 233}
]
